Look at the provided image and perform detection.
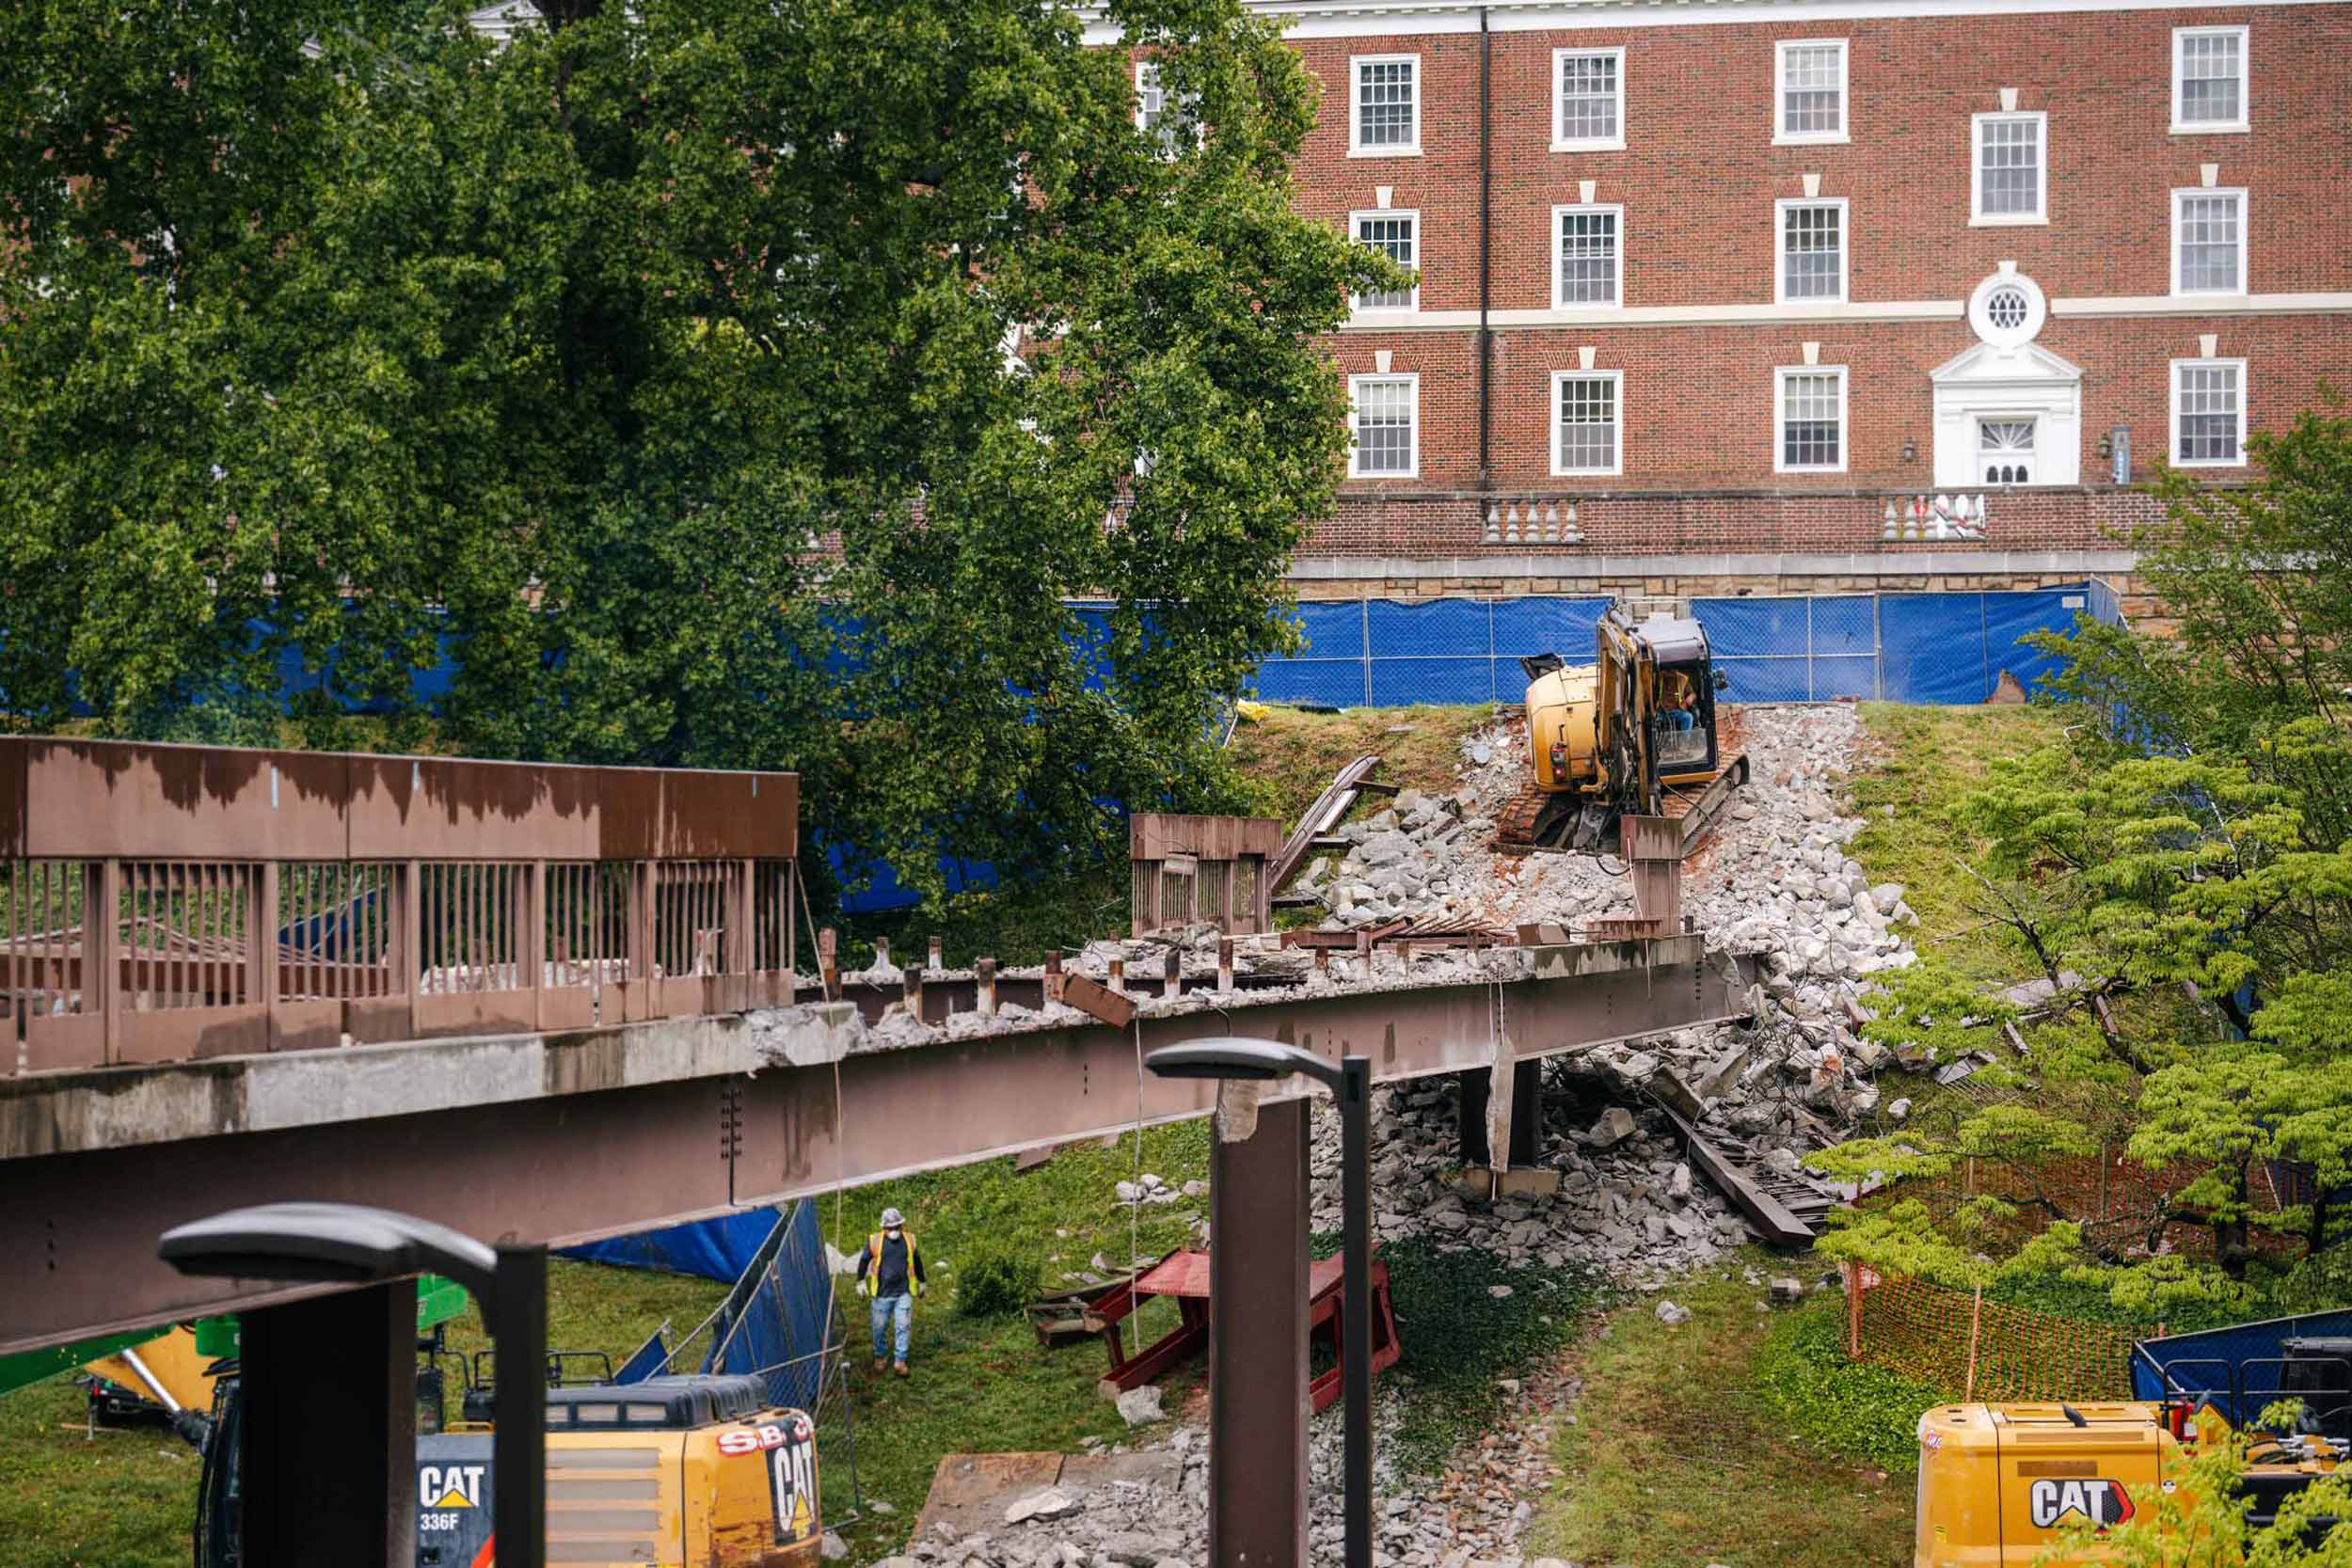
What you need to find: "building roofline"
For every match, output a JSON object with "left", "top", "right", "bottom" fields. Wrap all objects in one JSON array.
[{"left": 1085, "top": 0, "right": 2338, "bottom": 44}]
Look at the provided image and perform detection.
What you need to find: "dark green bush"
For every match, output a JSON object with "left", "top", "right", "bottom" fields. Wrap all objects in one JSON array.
[{"left": 955, "top": 1246, "right": 1041, "bottom": 1319}]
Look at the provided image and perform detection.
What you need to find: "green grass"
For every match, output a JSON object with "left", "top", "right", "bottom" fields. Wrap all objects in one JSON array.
[
  {"left": 1847, "top": 702, "right": 2062, "bottom": 979},
  {"left": 1226, "top": 703, "right": 1497, "bottom": 828},
  {"left": 1377, "top": 1240, "right": 1598, "bottom": 1476},
  {"left": 1535, "top": 1261, "right": 1920, "bottom": 1568},
  {"left": 1750, "top": 1295, "right": 1952, "bottom": 1476},
  {"left": 811, "top": 1119, "right": 1216, "bottom": 1558},
  {"left": 0, "top": 1381, "right": 199, "bottom": 1568}
]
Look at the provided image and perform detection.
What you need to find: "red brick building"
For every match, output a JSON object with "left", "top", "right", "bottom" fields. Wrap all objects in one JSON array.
[{"left": 1114, "top": 0, "right": 2352, "bottom": 601}]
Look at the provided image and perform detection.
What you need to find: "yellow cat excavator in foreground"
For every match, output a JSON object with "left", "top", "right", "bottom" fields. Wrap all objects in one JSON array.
[
  {"left": 1915, "top": 1333, "right": 2352, "bottom": 1564},
  {"left": 1496, "top": 608, "right": 1750, "bottom": 853}
]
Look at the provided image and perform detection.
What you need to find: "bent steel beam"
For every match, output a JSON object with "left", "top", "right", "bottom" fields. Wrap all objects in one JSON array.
[{"left": 1, "top": 940, "right": 1758, "bottom": 1354}]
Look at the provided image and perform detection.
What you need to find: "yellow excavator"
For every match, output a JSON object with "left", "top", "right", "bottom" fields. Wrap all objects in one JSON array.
[
  {"left": 190, "top": 1340, "right": 826, "bottom": 1567},
  {"left": 1915, "top": 1332, "right": 2352, "bottom": 1564},
  {"left": 1497, "top": 608, "right": 1750, "bottom": 853}
]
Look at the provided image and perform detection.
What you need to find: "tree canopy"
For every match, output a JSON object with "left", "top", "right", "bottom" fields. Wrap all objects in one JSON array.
[
  {"left": 0, "top": 0, "right": 1396, "bottom": 901},
  {"left": 1811, "top": 406, "right": 2352, "bottom": 1316}
]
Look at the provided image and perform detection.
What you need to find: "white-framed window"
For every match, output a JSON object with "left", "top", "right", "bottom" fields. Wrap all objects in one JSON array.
[
  {"left": 1773, "top": 40, "right": 1848, "bottom": 144},
  {"left": 1977, "top": 417, "right": 2038, "bottom": 485},
  {"left": 1349, "top": 373, "right": 1419, "bottom": 477},
  {"left": 1134, "top": 60, "right": 1204, "bottom": 156},
  {"left": 1775, "top": 365, "right": 1848, "bottom": 473},
  {"left": 1774, "top": 198, "right": 1846, "bottom": 304},
  {"left": 1350, "top": 55, "right": 1420, "bottom": 156},
  {"left": 1351, "top": 209, "right": 1419, "bottom": 311},
  {"left": 1553, "top": 48, "right": 1625, "bottom": 151},
  {"left": 2171, "top": 357, "right": 2247, "bottom": 467},
  {"left": 1134, "top": 61, "right": 1199, "bottom": 156},
  {"left": 2171, "top": 188, "right": 2248, "bottom": 296},
  {"left": 1971, "top": 112, "right": 2046, "bottom": 225},
  {"left": 1553, "top": 204, "right": 1624, "bottom": 307},
  {"left": 2172, "top": 25, "right": 2249, "bottom": 133},
  {"left": 1551, "top": 371, "right": 1623, "bottom": 477}
]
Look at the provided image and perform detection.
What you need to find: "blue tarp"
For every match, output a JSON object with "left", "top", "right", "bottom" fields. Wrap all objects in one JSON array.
[
  {"left": 1698, "top": 583, "right": 2111, "bottom": 705},
  {"left": 2130, "top": 1310, "right": 2352, "bottom": 1425},
  {"left": 1255, "top": 595, "right": 1613, "bottom": 708},
  {"left": 614, "top": 1324, "right": 671, "bottom": 1385},
  {"left": 702, "top": 1200, "right": 834, "bottom": 1414},
  {"left": 558, "top": 1207, "right": 787, "bottom": 1285}
]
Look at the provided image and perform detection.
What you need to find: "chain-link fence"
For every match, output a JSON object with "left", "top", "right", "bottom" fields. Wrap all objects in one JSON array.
[
  {"left": 1253, "top": 596, "right": 1614, "bottom": 707},
  {"left": 1688, "top": 594, "right": 1882, "bottom": 702},
  {"left": 1694, "top": 584, "right": 2120, "bottom": 705}
]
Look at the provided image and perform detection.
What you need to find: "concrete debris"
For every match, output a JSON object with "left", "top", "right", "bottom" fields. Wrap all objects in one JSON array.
[
  {"left": 1769, "top": 1276, "right": 1805, "bottom": 1305},
  {"left": 1004, "top": 1489, "right": 1083, "bottom": 1525},
  {"left": 1116, "top": 1386, "right": 1166, "bottom": 1427},
  {"left": 934, "top": 1336, "right": 1582, "bottom": 1568},
  {"left": 1653, "top": 1299, "right": 1692, "bottom": 1324},
  {"left": 1584, "top": 1107, "right": 1637, "bottom": 1148},
  {"left": 820, "top": 1530, "right": 850, "bottom": 1560}
]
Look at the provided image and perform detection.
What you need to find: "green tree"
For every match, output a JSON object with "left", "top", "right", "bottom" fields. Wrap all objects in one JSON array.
[
  {"left": 0, "top": 0, "right": 1398, "bottom": 902},
  {"left": 1816, "top": 410, "right": 2352, "bottom": 1313}
]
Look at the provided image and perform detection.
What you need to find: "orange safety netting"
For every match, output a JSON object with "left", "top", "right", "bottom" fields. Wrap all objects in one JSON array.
[
  {"left": 1904, "top": 1151, "right": 2294, "bottom": 1262},
  {"left": 1844, "top": 1265, "right": 2140, "bottom": 1402}
]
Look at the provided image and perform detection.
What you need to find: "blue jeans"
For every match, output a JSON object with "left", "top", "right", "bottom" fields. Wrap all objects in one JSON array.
[
  {"left": 869, "top": 1292, "right": 912, "bottom": 1362},
  {"left": 1664, "top": 709, "right": 1695, "bottom": 731}
]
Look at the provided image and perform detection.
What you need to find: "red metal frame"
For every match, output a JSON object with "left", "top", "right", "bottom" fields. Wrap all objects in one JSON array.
[{"left": 1091, "top": 1248, "right": 1400, "bottom": 1414}]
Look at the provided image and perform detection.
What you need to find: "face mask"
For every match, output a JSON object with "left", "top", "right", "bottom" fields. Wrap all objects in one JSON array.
[{"left": 885, "top": 1227, "right": 902, "bottom": 1239}]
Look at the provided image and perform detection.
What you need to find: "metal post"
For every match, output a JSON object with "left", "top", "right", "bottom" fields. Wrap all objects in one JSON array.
[
  {"left": 493, "top": 1243, "right": 548, "bottom": 1568},
  {"left": 1872, "top": 594, "right": 1884, "bottom": 701},
  {"left": 239, "top": 1279, "right": 416, "bottom": 1567},
  {"left": 91, "top": 858, "right": 120, "bottom": 1063},
  {"left": 1804, "top": 596, "right": 1815, "bottom": 704},
  {"left": 1507, "top": 1057, "right": 1543, "bottom": 1168},
  {"left": 1210, "top": 1091, "right": 1308, "bottom": 1568},
  {"left": 1360, "top": 595, "right": 1373, "bottom": 708},
  {"left": 1342, "top": 1055, "right": 1374, "bottom": 1568}
]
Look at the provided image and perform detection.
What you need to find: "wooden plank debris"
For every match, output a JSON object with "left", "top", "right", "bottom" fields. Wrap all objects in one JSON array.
[
  {"left": 1652, "top": 1100, "right": 1821, "bottom": 1246},
  {"left": 1269, "top": 753, "right": 1385, "bottom": 891}
]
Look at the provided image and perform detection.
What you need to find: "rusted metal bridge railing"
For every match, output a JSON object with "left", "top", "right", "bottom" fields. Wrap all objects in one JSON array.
[{"left": 1, "top": 738, "right": 798, "bottom": 1073}]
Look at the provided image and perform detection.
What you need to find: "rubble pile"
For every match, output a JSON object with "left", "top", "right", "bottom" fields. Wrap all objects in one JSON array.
[
  {"left": 873, "top": 704, "right": 1917, "bottom": 1568},
  {"left": 882, "top": 1388, "right": 1572, "bottom": 1568}
]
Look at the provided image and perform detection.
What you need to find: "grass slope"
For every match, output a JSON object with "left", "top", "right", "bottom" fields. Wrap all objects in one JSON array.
[
  {"left": 1537, "top": 1265, "right": 1921, "bottom": 1568},
  {"left": 1845, "top": 702, "right": 2061, "bottom": 979},
  {"left": 1226, "top": 703, "right": 1496, "bottom": 827}
]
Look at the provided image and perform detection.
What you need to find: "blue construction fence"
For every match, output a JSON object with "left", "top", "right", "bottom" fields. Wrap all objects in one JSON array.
[
  {"left": 1693, "top": 581, "right": 2129, "bottom": 705},
  {"left": 1253, "top": 596, "right": 1614, "bottom": 707},
  {"left": 1251, "top": 582, "right": 2122, "bottom": 709}
]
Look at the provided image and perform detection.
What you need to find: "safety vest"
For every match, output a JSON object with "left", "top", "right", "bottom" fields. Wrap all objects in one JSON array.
[{"left": 866, "top": 1231, "right": 922, "bottom": 1297}]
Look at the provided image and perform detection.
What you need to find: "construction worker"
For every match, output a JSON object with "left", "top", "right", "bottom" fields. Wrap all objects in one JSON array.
[{"left": 855, "top": 1207, "right": 926, "bottom": 1376}]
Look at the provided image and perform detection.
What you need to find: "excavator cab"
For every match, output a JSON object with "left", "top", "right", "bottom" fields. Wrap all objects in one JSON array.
[{"left": 1501, "top": 610, "right": 1746, "bottom": 855}]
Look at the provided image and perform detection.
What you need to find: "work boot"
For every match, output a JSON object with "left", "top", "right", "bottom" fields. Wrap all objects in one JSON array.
[
  {"left": 893, "top": 1361, "right": 910, "bottom": 1377},
  {"left": 872, "top": 1356, "right": 885, "bottom": 1373}
]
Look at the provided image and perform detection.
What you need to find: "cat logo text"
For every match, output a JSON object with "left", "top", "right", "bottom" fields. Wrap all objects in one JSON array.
[{"left": 2027, "top": 1477, "right": 2135, "bottom": 1530}]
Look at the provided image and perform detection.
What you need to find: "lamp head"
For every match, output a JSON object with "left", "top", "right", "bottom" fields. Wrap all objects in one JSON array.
[
  {"left": 159, "top": 1201, "right": 499, "bottom": 1303},
  {"left": 1145, "top": 1039, "right": 1339, "bottom": 1089}
]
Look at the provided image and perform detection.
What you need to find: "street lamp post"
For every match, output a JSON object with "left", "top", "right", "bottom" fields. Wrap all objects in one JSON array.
[
  {"left": 159, "top": 1202, "right": 547, "bottom": 1568},
  {"left": 1147, "top": 1039, "right": 1375, "bottom": 1568}
]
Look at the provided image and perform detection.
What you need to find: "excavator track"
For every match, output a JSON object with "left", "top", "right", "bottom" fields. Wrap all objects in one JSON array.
[{"left": 1491, "top": 786, "right": 1559, "bottom": 855}]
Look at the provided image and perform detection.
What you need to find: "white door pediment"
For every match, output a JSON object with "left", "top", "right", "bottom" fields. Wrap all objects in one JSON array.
[{"left": 1931, "top": 269, "right": 2081, "bottom": 487}]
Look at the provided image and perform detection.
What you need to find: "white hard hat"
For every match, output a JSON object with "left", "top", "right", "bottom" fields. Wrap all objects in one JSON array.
[{"left": 880, "top": 1208, "right": 905, "bottom": 1228}]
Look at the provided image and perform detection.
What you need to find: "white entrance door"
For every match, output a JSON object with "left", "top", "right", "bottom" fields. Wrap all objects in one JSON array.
[{"left": 1977, "top": 418, "right": 2037, "bottom": 485}]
